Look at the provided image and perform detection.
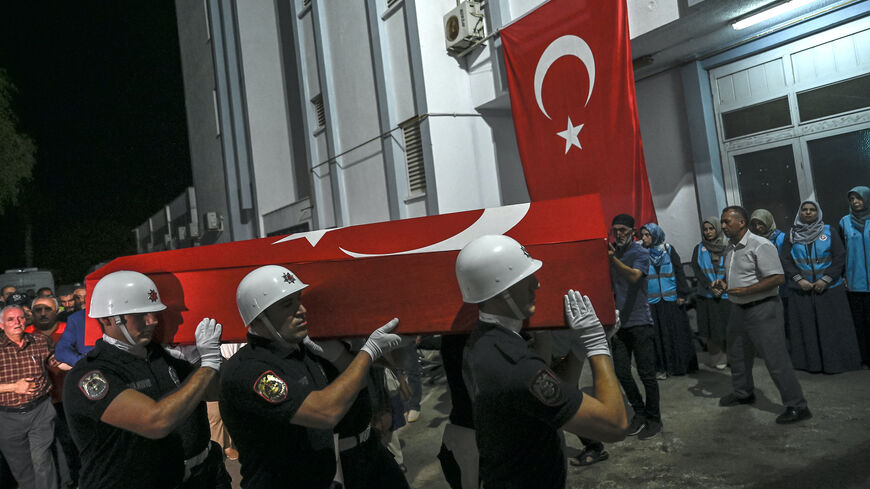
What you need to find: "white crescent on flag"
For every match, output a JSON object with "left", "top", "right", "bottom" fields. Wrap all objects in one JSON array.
[
  {"left": 339, "top": 203, "right": 531, "bottom": 258},
  {"left": 533, "top": 34, "right": 596, "bottom": 120}
]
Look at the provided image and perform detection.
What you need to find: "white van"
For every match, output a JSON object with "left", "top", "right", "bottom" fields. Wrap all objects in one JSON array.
[{"left": 0, "top": 268, "right": 56, "bottom": 294}]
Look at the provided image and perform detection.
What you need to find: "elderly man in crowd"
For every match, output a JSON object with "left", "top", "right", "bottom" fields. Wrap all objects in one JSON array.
[{"left": 0, "top": 305, "right": 60, "bottom": 489}]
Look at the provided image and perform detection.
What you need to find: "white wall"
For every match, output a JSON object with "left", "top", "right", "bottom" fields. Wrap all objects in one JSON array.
[
  {"left": 413, "top": 0, "right": 501, "bottom": 213},
  {"left": 635, "top": 67, "right": 701, "bottom": 260},
  {"left": 236, "top": 0, "right": 297, "bottom": 224}
]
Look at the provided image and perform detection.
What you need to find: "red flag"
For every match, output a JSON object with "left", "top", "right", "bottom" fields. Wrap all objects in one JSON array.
[
  {"left": 85, "top": 195, "right": 615, "bottom": 344},
  {"left": 501, "top": 0, "right": 656, "bottom": 226}
]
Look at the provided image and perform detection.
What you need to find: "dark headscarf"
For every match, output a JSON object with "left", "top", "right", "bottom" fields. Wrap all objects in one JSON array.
[
  {"left": 790, "top": 200, "right": 825, "bottom": 244},
  {"left": 701, "top": 216, "right": 727, "bottom": 259},
  {"left": 641, "top": 223, "right": 667, "bottom": 266},
  {"left": 750, "top": 209, "right": 777, "bottom": 240},
  {"left": 848, "top": 186, "right": 870, "bottom": 232}
]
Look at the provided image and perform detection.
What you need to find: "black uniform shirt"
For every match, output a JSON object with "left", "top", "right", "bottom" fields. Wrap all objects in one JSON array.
[
  {"left": 63, "top": 339, "right": 203, "bottom": 489},
  {"left": 465, "top": 321, "right": 582, "bottom": 489},
  {"left": 220, "top": 333, "right": 337, "bottom": 489}
]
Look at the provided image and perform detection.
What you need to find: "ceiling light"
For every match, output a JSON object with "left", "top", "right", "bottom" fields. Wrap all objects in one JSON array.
[{"left": 732, "top": 0, "right": 815, "bottom": 30}]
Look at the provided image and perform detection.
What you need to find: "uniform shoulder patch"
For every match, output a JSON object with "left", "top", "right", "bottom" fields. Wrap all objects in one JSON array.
[
  {"left": 529, "top": 369, "right": 564, "bottom": 407},
  {"left": 79, "top": 370, "right": 109, "bottom": 401},
  {"left": 254, "top": 370, "right": 288, "bottom": 403}
]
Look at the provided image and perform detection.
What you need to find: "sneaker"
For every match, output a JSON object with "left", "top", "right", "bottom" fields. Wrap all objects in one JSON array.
[
  {"left": 718, "top": 392, "right": 755, "bottom": 407},
  {"left": 625, "top": 414, "right": 646, "bottom": 436},
  {"left": 637, "top": 419, "right": 662, "bottom": 440},
  {"left": 715, "top": 363, "right": 728, "bottom": 370},
  {"left": 655, "top": 371, "right": 668, "bottom": 380},
  {"left": 407, "top": 409, "right": 420, "bottom": 422},
  {"left": 775, "top": 407, "right": 812, "bottom": 424}
]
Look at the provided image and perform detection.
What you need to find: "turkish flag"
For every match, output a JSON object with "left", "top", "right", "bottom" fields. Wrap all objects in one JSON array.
[
  {"left": 84, "top": 195, "right": 615, "bottom": 345},
  {"left": 501, "top": 0, "right": 656, "bottom": 226}
]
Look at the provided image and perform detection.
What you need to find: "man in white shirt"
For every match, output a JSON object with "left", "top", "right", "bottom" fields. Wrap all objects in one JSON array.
[{"left": 713, "top": 206, "right": 811, "bottom": 424}]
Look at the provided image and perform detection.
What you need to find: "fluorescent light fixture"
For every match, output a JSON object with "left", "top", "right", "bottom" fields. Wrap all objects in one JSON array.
[{"left": 732, "top": 0, "right": 815, "bottom": 30}]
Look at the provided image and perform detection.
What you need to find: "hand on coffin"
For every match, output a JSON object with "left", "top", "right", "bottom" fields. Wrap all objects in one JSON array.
[
  {"left": 564, "top": 290, "right": 610, "bottom": 358},
  {"left": 195, "top": 318, "right": 223, "bottom": 371},
  {"left": 361, "top": 318, "right": 402, "bottom": 362}
]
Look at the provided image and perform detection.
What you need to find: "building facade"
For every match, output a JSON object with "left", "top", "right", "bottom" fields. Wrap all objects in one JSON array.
[{"left": 136, "top": 0, "right": 870, "bottom": 261}]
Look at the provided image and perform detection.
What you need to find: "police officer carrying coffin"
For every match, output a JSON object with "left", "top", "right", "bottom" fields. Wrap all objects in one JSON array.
[
  {"left": 220, "top": 265, "right": 408, "bottom": 489},
  {"left": 63, "top": 271, "right": 230, "bottom": 489},
  {"left": 456, "top": 235, "right": 628, "bottom": 489}
]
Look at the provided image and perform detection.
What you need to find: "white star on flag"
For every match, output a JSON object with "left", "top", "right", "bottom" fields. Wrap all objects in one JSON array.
[{"left": 556, "top": 117, "right": 583, "bottom": 154}]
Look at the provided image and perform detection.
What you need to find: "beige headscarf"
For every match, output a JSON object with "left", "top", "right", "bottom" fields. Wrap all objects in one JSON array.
[
  {"left": 701, "top": 216, "right": 727, "bottom": 259},
  {"left": 750, "top": 209, "right": 777, "bottom": 239}
]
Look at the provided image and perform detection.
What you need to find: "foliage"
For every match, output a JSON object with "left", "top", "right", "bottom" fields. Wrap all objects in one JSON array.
[{"left": 0, "top": 68, "right": 36, "bottom": 215}]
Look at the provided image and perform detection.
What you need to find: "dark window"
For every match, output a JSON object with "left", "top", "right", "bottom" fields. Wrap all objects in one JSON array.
[
  {"left": 797, "top": 74, "right": 870, "bottom": 122},
  {"left": 722, "top": 97, "right": 792, "bottom": 139},
  {"left": 734, "top": 145, "right": 802, "bottom": 228}
]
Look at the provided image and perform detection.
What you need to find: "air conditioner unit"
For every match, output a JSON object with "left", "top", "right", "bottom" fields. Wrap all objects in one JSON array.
[{"left": 444, "top": 0, "right": 484, "bottom": 53}]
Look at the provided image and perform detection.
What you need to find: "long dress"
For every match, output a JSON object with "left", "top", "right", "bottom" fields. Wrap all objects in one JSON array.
[
  {"left": 649, "top": 246, "right": 699, "bottom": 376},
  {"left": 690, "top": 243, "right": 730, "bottom": 366},
  {"left": 781, "top": 229, "right": 862, "bottom": 373}
]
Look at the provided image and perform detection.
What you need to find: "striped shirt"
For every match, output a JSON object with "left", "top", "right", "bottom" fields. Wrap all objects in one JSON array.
[{"left": 0, "top": 332, "right": 59, "bottom": 408}]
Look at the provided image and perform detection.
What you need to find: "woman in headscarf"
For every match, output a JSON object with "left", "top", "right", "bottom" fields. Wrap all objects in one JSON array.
[
  {"left": 782, "top": 200, "right": 861, "bottom": 373},
  {"left": 749, "top": 209, "right": 787, "bottom": 253},
  {"left": 690, "top": 217, "right": 730, "bottom": 370},
  {"left": 639, "top": 223, "right": 698, "bottom": 378},
  {"left": 837, "top": 186, "right": 870, "bottom": 368}
]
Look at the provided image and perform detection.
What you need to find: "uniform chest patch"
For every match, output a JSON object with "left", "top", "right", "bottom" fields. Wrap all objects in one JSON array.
[
  {"left": 79, "top": 370, "right": 109, "bottom": 401},
  {"left": 820, "top": 234, "right": 828, "bottom": 241},
  {"left": 529, "top": 369, "right": 563, "bottom": 407},
  {"left": 254, "top": 370, "right": 288, "bottom": 403},
  {"left": 168, "top": 366, "right": 181, "bottom": 386}
]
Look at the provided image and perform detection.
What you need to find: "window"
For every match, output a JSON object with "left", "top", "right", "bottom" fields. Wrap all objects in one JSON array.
[
  {"left": 721, "top": 97, "right": 791, "bottom": 139},
  {"left": 401, "top": 118, "right": 426, "bottom": 194},
  {"left": 797, "top": 74, "right": 870, "bottom": 122}
]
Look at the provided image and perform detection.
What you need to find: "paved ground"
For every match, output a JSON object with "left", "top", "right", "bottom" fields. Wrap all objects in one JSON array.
[{"left": 226, "top": 351, "right": 870, "bottom": 489}]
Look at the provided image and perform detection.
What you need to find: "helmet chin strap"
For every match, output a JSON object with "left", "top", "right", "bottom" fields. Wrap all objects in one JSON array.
[
  {"left": 106, "top": 316, "right": 146, "bottom": 357},
  {"left": 500, "top": 290, "right": 526, "bottom": 322},
  {"left": 259, "top": 316, "right": 290, "bottom": 347},
  {"left": 113, "top": 315, "right": 139, "bottom": 346}
]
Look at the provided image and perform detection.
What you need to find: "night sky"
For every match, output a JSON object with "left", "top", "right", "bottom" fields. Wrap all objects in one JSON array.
[{"left": 0, "top": 1, "right": 191, "bottom": 285}]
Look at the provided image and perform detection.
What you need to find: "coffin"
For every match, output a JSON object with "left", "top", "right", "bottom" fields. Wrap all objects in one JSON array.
[{"left": 85, "top": 194, "right": 616, "bottom": 344}]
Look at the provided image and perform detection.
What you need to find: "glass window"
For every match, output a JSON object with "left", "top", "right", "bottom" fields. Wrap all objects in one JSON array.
[
  {"left": 797, "top": 74, "right": 870, "bottom": 122},
  {"left": 721, "top": 97, "right": 792, "bottom": 140},
  {"left": 807, "top": 128, "right": 870, "bottom": 219},
  {"left": 734, "top": 145, "right": 802, "bottom": 229}
]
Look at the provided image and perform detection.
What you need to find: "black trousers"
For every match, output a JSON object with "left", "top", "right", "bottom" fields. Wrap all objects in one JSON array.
[
  {"left": 847, "top": 291, "right": 870, "bottom": 366},
  {"left": 178, "top": 441, "right": 232, "bottom": 489},
  {"left": 611, "top": 325, "right": 661, "bottom": 421},
  {"left": 340, "top": 437, "right": 409, "bottom": 489}
]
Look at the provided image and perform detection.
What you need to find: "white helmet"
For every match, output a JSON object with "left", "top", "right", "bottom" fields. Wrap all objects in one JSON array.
[
  {"left": 88, "top": 271, "right": 167, "bottom": 319},
  {"left": 455, "top": 235, "right": 542, "bottom": 303},
  {"left": 236, "top": 265, "right": 309, "bottom": 325}
]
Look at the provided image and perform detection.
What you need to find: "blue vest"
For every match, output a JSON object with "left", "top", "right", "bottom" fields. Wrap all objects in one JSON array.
[
  {"left": 770, "top": 229, "right": 786, "bottom": 254},
  {"left": 789, "top": 225, "right": 842, "bottom": 288},
  {"left": 648, "top": 246, "right": 677, "bottom": 304},
  {"left": 695, "top": 243, "right": 727, "bottom": 299},
  {"left": 839, "top": 215, "right": 870, "bottom": 291}
]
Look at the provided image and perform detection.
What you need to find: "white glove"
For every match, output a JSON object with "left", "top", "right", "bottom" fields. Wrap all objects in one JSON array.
[
  {"left": 303, "top": 336, "right": 346, "bottom": 364},
  {"left": 564, "top": 290, "right": 610, "bottom": 358},
  {"left": 607, "top": 309, "right": 621, "bottom": 340},
  {"left": 360, "top": 318, "right": 402, "bottom": 362},
  {"left": 194, "top": 318, "right": 223, "bottom": 371}
]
